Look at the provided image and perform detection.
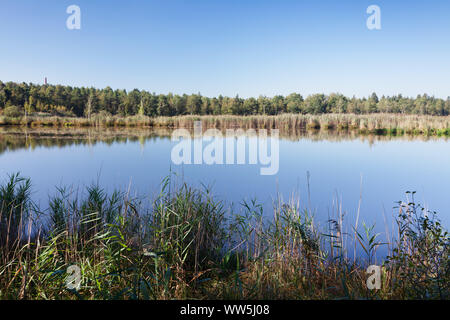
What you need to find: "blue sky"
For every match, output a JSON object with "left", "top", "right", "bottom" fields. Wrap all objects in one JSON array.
[{"left": 0, "top": 0, "right": 449, "bottom": 98}]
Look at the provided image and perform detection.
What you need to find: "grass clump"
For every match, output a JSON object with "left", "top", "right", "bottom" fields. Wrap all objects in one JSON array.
[
  {"left": 1, "top": 113, "right": 450, "bottom": 137},
  {"left": 0, "top": 174, "right": 448, "bottom": 300}
]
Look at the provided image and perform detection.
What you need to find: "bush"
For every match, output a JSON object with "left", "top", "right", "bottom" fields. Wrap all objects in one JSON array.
[
  {"left": 2, "top": 106, "right": 23, "bottom": 118},
  {"left": 387, "top": 195, "right": 450, "bottom": 299}
]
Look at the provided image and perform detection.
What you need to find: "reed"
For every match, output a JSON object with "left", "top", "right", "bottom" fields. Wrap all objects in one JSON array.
[
  {"left": 0, "top": 174, "right": 448, "bottom": 300},
  {"left": 1, "top": 113, "right": 450, "bottom": 136}
]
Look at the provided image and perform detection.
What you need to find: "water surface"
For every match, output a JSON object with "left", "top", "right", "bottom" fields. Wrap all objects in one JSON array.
[{"left": 1, "top": 127, "right": 449, "bottom": 258}]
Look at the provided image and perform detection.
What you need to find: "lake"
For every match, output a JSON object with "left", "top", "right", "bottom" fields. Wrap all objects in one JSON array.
[{"left": 0, "top": 127, "right": 449, "bottom": 259}]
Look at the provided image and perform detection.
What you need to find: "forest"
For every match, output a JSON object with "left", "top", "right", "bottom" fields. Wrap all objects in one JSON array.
[{"left": 1, "top": 80, "right": 450, "bottom": 118}]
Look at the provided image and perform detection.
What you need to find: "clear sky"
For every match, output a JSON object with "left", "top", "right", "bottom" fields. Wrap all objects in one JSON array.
[{"left": 1, "top": 0, "right": 449, "bottom": 98}]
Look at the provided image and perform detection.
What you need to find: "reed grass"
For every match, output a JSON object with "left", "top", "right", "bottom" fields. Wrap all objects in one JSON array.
[
  {"left": 0, "top": 174, "right": 448, "bottom": 300},
  {"left": 1, "top": 113, "right": 450, "bottom": 136}
]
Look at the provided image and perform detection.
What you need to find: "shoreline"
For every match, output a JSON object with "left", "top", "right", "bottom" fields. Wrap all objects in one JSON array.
[
  {"left": 0, "top": 174, "right": 448, "bottom": 300},
  {"left": 1, "top": 113, "right": 450, "bottom": 136}
]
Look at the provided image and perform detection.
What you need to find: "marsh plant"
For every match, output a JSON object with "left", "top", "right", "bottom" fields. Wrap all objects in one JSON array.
[
  {"left": 2, "top": 113, "right": 450, "bottom": 138},
  {"left": 0, "top": 173, "right": 448, "bottom": 300},
  {"left": 386, "top": 193, "right": 449, "bottom": 299}
]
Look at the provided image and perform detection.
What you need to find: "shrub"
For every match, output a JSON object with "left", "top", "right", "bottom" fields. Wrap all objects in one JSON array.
[
  {"left": 2, "top": 106, "right": 23, "bottom": 118},
  {"left": 387, "top": 194, "right": 450, "bottom": 299}
]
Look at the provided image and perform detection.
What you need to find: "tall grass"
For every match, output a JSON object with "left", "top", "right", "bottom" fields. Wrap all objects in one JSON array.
[
  {"left": 1, "top": 113, "right": 450, "bottom": 136},
  {"left": 0, "top": 174, "right": 448, "bottom": 300}
]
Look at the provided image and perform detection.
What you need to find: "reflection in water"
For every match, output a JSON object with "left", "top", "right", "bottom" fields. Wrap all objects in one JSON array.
[{"left": 1, "top": 126, "right": 447, "bottom": 155}]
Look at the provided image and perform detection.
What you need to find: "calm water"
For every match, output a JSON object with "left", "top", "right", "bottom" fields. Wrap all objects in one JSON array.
[{"left": 1, "top": 128, "right": 449, "bottom": 258}]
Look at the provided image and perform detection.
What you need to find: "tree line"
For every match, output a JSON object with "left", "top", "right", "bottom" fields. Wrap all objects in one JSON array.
[{"left": 1, "top": 81, "right": 450, "bottom": 117}]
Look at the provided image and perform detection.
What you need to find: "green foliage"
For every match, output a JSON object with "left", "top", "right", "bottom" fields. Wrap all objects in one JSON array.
[
  {"left": 1, "top": 81, "right": 450, "bottom": 118},
  {"left": 0, "top": 175, "right": 448, "bottom": 300},
  {"left": 387, "top": 193, "right": 449, "bottom": 299},
  {"left": 304, "top": 94, "right": 328, "bottom": 114},
  {"left": 353, "top": 222, "right": 384, "bottom": 265},
  {"left": 0, "top": 173, "right": 32, "bottom": 245},
  {"left": 2, "top": 106, "right": 23, "bottom": 117}
]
